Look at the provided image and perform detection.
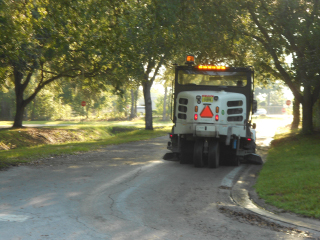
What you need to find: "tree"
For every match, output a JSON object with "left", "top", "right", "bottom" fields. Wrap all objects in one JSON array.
[
  {"left": 120, "top": 0, "right": 172, "bottom": 129},
  {"left": 0, "top": 0, "right": 125, "bottom": 127},
  {"left": 121, "top": 0, "right": 213, "bottom": 130},
  {"left": 233, "top": 0, "right": 320, "bottom": 133}
]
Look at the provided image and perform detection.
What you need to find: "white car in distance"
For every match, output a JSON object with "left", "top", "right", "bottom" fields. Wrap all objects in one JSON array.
[{"left": 254, "top": 108, "right": 267, "bottom": 116}]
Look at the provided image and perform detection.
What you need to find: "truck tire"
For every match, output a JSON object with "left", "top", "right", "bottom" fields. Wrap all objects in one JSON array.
[
  {"left": 193, "top": 139, "right": 204, "bottom": 168},
  {"left": 208, "top": 141, "right": 219, "bottom": 168},
  {"left": 180, "top": 140, "right": 194, "bottom": 164}
]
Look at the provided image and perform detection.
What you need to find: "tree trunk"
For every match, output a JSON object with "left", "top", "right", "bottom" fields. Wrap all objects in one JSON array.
[
  {"left": 13, "top": 99, "right": 25, "bottom": 128},
  {"left": 134, "top": 89, "right": 138, "bottom": 117},
  {"left": 302, "top": 85, "right": 313, "bottom": 134},
  {"left": 130, "top": 89, "right": 136, "bottom": 120},
  {"left": 141, "top": 56, "right": 165, "bottom": 130},
  {"left": 86, "top": 105, "right": 89, "bottom": 119},
  {"left": 13, "top": 68, "right": 25, "bottom": 128},
  {"left": 143, "top": 81, "right": 153, "bottom": 130},
  {"left": 291, "top": 98, "right": 300, "bottom": 129},
  {"left": 162, "top": 86, "right": 167, "bottom": 121}
]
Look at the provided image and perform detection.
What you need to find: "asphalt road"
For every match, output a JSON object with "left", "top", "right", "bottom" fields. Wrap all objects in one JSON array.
[{"left": 0, "top": 117, "right": 318, "bottom": 240}]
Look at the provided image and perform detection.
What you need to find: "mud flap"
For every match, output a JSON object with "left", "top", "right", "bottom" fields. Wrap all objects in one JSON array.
[
  {"left": 244, "top": 153, "right": 263, "bottom": 165},
  {"left": 162, "top": 152, "right": 178, "bottom": 161}
]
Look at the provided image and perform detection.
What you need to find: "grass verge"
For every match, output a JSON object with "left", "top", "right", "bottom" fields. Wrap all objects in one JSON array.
[
  {"left": 0, "top": 121, "right": 172, "bottom": 169},
  {"left": 254, "top": 128, "right": 320, "bottom": 219}
]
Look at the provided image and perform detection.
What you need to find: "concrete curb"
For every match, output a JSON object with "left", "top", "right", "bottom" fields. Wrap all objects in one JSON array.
[{"left": 231, "top": 164, "right": 320, "bottom": 233}]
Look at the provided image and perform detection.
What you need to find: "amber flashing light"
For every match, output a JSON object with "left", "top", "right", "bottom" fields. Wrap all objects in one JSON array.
[
  {"left": 186, "top": 55, "right": 194, "bottom": 62},
  {"left": 197, "top": 65, "right": 226, "bottom": 70}
]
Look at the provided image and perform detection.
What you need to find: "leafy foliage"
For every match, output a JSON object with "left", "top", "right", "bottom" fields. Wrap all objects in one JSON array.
[{"left": 1, "top": 0, "right": 320, "bottom": 131}]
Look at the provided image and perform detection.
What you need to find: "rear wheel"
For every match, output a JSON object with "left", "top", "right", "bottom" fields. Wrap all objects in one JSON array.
[
  {"left": 180, "top": 139, "right": 194, "bottom": 164},
  {"left": 208, "top": 141, "right": 219, "bottom": 168},
  {"left": 193, "top": 139, "right": 204, "bottom": 168}
]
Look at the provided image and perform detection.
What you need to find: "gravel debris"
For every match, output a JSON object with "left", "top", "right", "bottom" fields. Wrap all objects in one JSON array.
[{"left": 218, "top": 206, "right": 316, "bottom": 239}]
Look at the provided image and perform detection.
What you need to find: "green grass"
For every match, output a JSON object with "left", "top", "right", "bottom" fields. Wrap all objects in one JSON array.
[
  {"left": 255, "top": 130, "right": 320, "bottom": 219},
  {"left": 0, "top": 119, "right": 172, "bottom": 127},
  {"left": 0, "top": 120, "right": 172, "bottom": 169}
]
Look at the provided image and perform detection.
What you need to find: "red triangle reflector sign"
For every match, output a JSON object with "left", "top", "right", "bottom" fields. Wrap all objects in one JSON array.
[{"left": 200, "top": 106, "right": 214, "bottom": 118}]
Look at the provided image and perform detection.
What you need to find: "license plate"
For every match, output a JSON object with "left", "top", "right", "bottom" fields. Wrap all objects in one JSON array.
[{"left": 202, "top": 95, "right": 213, "bottom": 102}]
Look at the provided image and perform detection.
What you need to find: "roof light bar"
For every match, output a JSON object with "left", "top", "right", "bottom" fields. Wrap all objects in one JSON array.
[{"left": 197, "top": 65, "right": 226, "bottom": 70}]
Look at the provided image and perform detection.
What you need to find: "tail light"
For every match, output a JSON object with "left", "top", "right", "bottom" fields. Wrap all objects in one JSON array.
[
  {"left": 215, "top": 115, "right": 219, "bottom": 121},
  {"left": 194, "top": 114, "right": 198, "bottom": 120}
]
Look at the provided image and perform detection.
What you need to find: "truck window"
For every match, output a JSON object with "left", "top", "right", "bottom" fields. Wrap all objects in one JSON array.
[{"left": 178, "top": 70, "right": 247, "bottom": 87}]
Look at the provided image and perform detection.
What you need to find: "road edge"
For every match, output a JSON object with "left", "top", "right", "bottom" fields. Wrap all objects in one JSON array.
[{"left": 231, "top": 164, "right": 320, "bottom": 233}]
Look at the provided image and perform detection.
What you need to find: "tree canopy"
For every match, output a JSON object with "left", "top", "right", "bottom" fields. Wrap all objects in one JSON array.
[
  {"left": 229, "top": 0, "right": 320, "bottom": 133},
  {"left": 1, "top": 0, "right": 320, "bottom": 132},
  {"left": 0, "top": 0, "right": 125, "bottom": 127}
]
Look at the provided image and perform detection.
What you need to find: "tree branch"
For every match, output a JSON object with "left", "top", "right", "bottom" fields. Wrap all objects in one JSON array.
[
  {"left": 245, "top": 6, "right": 304, "bottom": 103},
  {"left": 21, "top": 69, "right": 34, "bottom": 93},
  {"left": 149, "top": 55, "right": 165, "bottom": 84}
]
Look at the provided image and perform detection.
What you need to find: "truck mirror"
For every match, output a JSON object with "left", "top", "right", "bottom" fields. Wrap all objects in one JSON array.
[{"left": 253, "top": 100, "right": 257, "bottom": 113}]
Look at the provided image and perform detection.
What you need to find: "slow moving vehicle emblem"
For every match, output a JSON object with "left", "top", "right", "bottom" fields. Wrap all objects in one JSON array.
[{"left": 200, "top": 106, "right": 214, "bottom": 118}]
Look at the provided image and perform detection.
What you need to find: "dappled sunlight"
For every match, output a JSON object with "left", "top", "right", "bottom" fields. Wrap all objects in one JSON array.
[
  {"left": 52, "top": 169, "right": 68, "bottom": 173},
  {"left": 96, "top": 159, "right": 164, "bottom": 167},
  {"left": 125, "top": 160, "right": 163, "bottom": 166},
  {"left": 26, "top": 193, "right": 57, "bottom": 208},
  {"left": 150, "top": 142, "right": 164, "bottom": 146},
  {"left": 68, "top": 165, "right": 83, "bottom": 169},
  {"left": 110, "top": 149, "right": 130, "bottom": 153},
  {"left": 0, "top": 121, "right": 13, "bottom": 126},
  {"left": 65, "top": 192, "right": 83, "bottom": 198},
  {"left": 149, "top": 160, "right": 163, "bottom": 164},
  {"left": 127, "top": 162, "right": 147, "bottom": 166},
  {"left": 254, "top": 116, "right": 294, "bottom": 147},
  {"left": 0, "top": 213, "right": 29, "bottom": 222}
]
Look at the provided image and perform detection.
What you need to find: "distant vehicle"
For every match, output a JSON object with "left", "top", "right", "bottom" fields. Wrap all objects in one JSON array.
[{"left": 254, "top": 109, "right": 267, "bottom": 116}]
